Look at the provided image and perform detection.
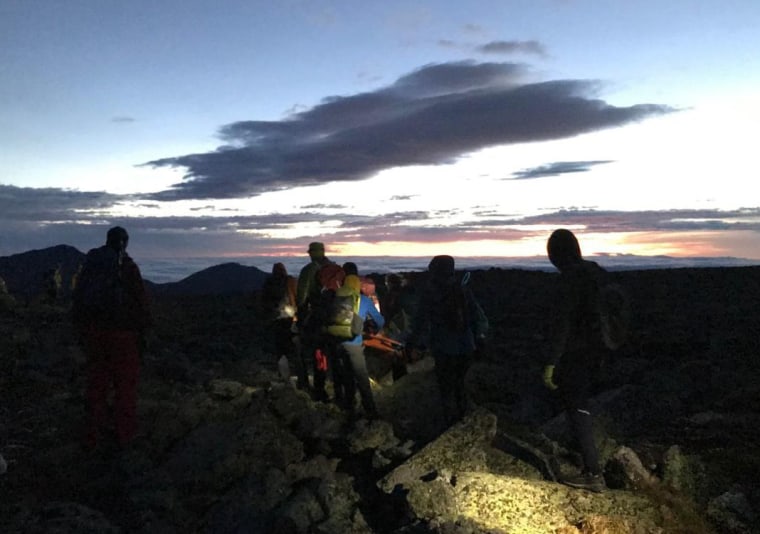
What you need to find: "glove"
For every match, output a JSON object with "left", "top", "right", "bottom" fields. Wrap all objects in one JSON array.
[{"left": 543, "top": 365, "right": 558, "bottom": 390}]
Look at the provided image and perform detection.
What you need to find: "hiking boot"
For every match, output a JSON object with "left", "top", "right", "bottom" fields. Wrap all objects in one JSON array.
[
  {"left": 312, "top": 388, "right": 329, "bottom": 403},
  {"left": 561, "top": 472, "right": 606, "bottom": 493}
]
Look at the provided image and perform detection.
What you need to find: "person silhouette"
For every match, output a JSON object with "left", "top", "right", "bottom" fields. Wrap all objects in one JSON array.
[
  {"left": 542, "top": 228, "right": 608, "bottom": 493},
  {"left": 72, "top": 226, "right": 151, "bottom": 451}
]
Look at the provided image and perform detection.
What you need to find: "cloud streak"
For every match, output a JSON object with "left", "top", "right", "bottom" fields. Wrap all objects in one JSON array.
[
  {"left": 145, "top": 61, "right": 674, "bottom": 201},
  {"left": 511, "top": 160, "right": 614, "bottom": 179},
  {"left": 477, "top": 40, "right": 547, "bottom": 57}
]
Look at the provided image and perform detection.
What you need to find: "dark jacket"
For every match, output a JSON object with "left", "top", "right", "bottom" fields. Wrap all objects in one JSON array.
[
  {"left": 410, "top": 275, "right": 487, "bottom": 356},
  {"left": 261, "top": 273, "right": 297, "bottom": 322},
  {"left": 546, "top": 259, "right": 607, "bottom": 372},
  {"left": 72, "top": 245, "right": 151, "bottom": 332}
]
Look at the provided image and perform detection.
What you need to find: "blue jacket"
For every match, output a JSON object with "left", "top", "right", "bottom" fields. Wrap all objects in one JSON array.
[{"left": 343, "top": 294, "right": 385, "bottom": 345}]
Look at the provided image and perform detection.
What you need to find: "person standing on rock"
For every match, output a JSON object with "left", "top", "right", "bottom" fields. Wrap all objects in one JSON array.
[
  {"left": 260, "top": 262, "right": 297, "bottom": 383},
  {"left": 408, "top": 255, "right": 488, "bottom": 427},
  {"left": 542, "top": 228, "right": 608, "bottom": 493},
  {"left": 295, "top": 241, "right": 335, "bottom": 396},
  {"left": 328, "top": 274, "right": 385, "bottom": 420},
  {"left": 72, "top": 226, "right": 151, "bottom": 452}
]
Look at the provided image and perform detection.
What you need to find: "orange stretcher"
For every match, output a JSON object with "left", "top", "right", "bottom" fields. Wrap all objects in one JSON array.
[{"left": 362, "top": 332, "right": 416, "bottom": 381}]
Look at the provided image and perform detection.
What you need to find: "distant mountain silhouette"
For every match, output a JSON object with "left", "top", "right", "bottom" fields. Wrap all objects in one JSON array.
[
  {"left": 0, "top": 244, "right": 85, "bottom": 298},
  {"left": 147, "top": 262, "right": 269, "bottom": 296},
  {"left": 0, "top": 246, "right": 270, "bottom": 298}
]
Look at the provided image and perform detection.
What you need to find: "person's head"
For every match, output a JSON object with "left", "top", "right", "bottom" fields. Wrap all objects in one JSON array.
[
  {"left": 386, "top": 273, "right": 404, "bottom": 290},
  {"left": 428, "top": 255, "right": 456, "bottom": 283},
  {"left": 342, "top": 262, "right": 358, "bottom": 276},
  {"left": 547, "top": 228, "right": 582, "bottom": 271},
  {"left": 307, "top": 242, "right": 325, "bottom": 261},
  {"left": 343, "top": 274, "right": 361, "bottom": 295},
  {"left": 272, "top": 262, "right": 287, "bottom": 277},
  {"left": 106, "top": 226, "right": 129, "bottom": 253}
]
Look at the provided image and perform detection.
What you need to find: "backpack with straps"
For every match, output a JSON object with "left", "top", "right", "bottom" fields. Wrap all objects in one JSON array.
[
  {"left": 324, "top": 286, "right": 364, "bottom": 339},
  {"left": 317, "top": 262, "right": 345, "bottom": 291},
  {"left": 72, "top": 246, "right": 125, "bottom": 326}
]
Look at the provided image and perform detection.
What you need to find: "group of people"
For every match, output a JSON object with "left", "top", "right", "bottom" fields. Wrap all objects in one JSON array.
[{"left": 72, "top": 226, "right": 615, "bottom": 493}]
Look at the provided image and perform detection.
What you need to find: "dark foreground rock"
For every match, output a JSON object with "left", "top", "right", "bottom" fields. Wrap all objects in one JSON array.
[{"left": 2, "top": 266, "right": 760, "bottom": 533}]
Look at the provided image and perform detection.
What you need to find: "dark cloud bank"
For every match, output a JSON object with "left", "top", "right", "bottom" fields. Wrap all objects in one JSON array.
[
  {"left": 144, "top": 60, "right": 674, "bottom": 201},
  {"left": 13, "top": 60, "right": 745, "bottom": 258}
]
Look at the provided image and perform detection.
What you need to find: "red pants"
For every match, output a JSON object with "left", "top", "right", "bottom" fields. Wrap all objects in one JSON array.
[{"left": 83, "top": 329, "right": 140, "bottom": 448}]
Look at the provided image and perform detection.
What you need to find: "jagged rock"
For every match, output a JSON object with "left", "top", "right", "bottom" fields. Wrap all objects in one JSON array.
[
  {"left": 207, "top": 378, "right": 245, "bottom": 398},
  {"left": 277, "top": 483, "right": 327, "bottom": 533},
  {"left": 608, "top": 446, "right": 659, "bottom": 490},
  {"left": 400, "top": 470, "right": 663, "bottom": 534},
  {"left": 707, "top": 488, "right": 756, "bottom": 534},
  {"left": 6, "top": 501, "right": 120, "bottom": 533},
  {"left": 162, "top": 410, "right": 305, "bottom": 494},
  {"left": 347, "top": 418, "right": 399, "bottom": 454},
  {"left": 379, "top": 409, "right": 499, "bottom": 495},
  {"left": 661, "top": 445, "right": 708, "bottom": 505},
  {"left": 286, "top": 454, "right": 340, "bottom": 482},
  {"left": 313, "top": 472, "right": 373, "bottom": 534}
]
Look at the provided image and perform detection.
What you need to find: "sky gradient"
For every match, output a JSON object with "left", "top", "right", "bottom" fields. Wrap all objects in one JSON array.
[{"left": 2, "top": 1, "right": 759, "bottom": 261}]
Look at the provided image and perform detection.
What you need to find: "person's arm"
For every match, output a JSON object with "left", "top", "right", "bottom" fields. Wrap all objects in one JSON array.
[
  {"left": 362, "top": 295, "right": 385, "bottom": 331},
  {"left": 543, "top": 274, "right": 576, "bottom": 389},
  {"left": 124, "top": 257, "right": 152, "bottom": 330},
  {"left": 295, "top": 264, "right": 315, "bottom": 321}
]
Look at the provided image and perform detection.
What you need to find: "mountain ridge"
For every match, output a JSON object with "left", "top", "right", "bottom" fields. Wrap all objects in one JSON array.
[{"left": 0, "top": 245, "right": 270, "bottom": 297}]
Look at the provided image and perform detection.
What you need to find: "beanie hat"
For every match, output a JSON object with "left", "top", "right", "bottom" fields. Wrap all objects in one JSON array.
[{"left": 428, "top": 255, "right": 455, "bottom": 278}]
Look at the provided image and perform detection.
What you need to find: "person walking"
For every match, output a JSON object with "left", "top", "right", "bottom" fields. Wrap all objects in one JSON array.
[
  {"left": 408, "top": 255, "right": 488, "bottom": 426},
  {"left": 542, "top": 228, "right": 608, "bottom": 493},
  {"left": 72, "top": 226, "right": 151, "bottom": 451}
]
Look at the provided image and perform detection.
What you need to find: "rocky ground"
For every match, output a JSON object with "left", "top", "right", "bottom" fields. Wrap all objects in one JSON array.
[{"left": 1, "top": 266, "right": 759, "bottom": 533}]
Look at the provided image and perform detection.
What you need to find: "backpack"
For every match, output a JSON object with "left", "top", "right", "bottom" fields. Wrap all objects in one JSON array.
[
  {"left": 262, "top": 275, "right": 296, "bottom": 319},
  {"left": 598, "top": 282, "right": 631, "bottom": 350},
  {"left": 324, "top": 286, "right": 364, "bottom": 339},
  {"left": 317, "top": 263, "right": 345, "bottom": 291},
  {"left": 430, "top": 277, "right": 470, "bottom": 333},
  {"left": 73, "top": 246, "right": 124, "bottom": 325}
]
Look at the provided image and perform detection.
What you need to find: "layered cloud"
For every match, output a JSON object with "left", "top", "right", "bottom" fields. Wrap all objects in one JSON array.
[
  {"left": 145, "top": 61, "right": 674, "bottom": 201},
  {"left": 3, "top": 171, "right": 758, "bottom": 259}
]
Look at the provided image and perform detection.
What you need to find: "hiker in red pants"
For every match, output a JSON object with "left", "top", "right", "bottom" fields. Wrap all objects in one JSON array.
[{"left": 72, "top": 226, "right": 151, "bottom": 451}]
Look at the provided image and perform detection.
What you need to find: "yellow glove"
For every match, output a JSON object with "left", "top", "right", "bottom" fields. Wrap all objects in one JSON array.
[{"left": 543, "top": 365, "right": 558, "bottom": 390}]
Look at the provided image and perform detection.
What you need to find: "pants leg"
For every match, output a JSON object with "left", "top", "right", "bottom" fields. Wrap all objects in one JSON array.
[
  {"left": 559, "top": 366, "right": 601, "bottom": 475},
  {"left": 85, "top": 357, "right": 111, "bottom": 448},
  {"left": 327, "top": 340, "right": 347, "bottom": 405},
  {"left": 84, "top": 329, "right": 140, "bottom": 448},
  {"left": 433, "top": 351, "right": 470, "bottom": 425},
  {"left": 344, "top": 342, "right": 377, "bottom": 416},
  {"left": 566, "top": 403, "right": 601, "bottom": 475},
  {"left": 111, "top": 334, "right": 140, "bottom": 446}
]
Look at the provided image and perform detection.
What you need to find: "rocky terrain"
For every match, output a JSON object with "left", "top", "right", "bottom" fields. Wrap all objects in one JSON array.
[{"left": 1, "top": 256, "right": 759, "bottom": 533}]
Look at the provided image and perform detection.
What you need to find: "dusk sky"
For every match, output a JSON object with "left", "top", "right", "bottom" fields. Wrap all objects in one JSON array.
[{"left": 2, "top": 1, "right": 760, "bottom": 261}]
